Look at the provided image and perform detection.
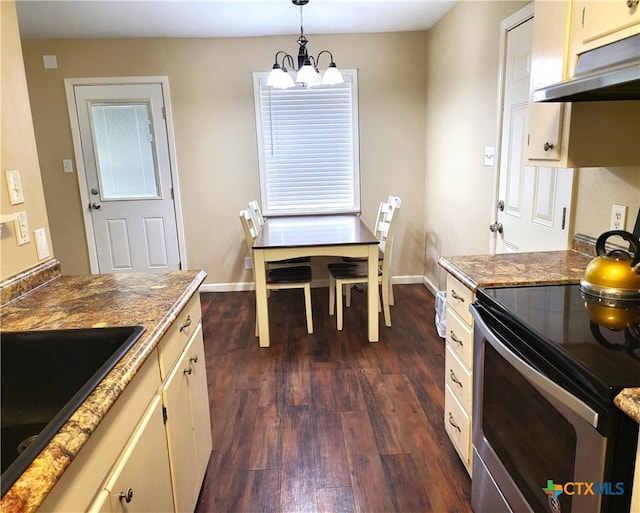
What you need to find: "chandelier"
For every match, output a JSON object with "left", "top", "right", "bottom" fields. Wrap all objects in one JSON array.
[{"left": 267, "top": 0, "right": 344, "bottom": 89}]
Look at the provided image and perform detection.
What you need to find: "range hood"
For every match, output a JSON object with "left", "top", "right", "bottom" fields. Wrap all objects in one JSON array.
[{"left": 533, "top": 34, "right": 640, "bottom": 102}]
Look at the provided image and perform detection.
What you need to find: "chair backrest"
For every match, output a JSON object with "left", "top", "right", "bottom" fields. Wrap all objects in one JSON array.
[
  {"left": 377, "top": 201, "right": 400, "bottom": 273},
  {"left": 387, "top": 195, "right": 402, "bottom": 210},
  {"left": 239, "top": 209, "right": 259, "bottom": 255},
  {"left": 247, "top": 200, "right": 265, "bottom": 229}
]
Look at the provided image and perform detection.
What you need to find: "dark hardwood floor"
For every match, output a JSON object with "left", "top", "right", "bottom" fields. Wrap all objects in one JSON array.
[{"left": 195, "top": 284, "right": 473, "bottom": 513}]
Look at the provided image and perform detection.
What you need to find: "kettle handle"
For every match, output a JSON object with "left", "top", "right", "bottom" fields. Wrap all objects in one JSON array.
[{"left": 595, "top": 230, "right": 640, "bottom": 267}]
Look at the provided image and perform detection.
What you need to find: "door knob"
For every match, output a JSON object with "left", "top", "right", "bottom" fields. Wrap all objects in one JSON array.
[
  {"left": 489, "top": 222, "right": 503, "bottom": 234},
  {"left": 90, "top": 202, "right": 101, "bottom": 210}
]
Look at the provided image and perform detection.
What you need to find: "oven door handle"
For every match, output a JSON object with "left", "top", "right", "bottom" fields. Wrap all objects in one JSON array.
[{"left": 473, "top": 309, "right": 600, "bottom": 429}]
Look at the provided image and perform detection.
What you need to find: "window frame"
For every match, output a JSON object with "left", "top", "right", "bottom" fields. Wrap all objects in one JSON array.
[{"left": 252, "top": 70, "right": 360, "bottom": 217}]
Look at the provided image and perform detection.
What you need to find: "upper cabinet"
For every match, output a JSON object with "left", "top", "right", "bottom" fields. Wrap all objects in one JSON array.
[
  {"left": 526, "top": 0, "right": 640, "bottom": 168},
  {"left": 571, "top": 0, "right": 640, "bottom": 57}
]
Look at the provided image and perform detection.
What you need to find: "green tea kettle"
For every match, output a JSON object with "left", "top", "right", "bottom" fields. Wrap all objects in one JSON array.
[{"left": 580, "top": 230, "right": 640, "bottom": 301}]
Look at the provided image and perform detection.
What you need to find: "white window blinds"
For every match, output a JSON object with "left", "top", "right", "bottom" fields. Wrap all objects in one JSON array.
[{"left": 253, "top": 71, "right": 360, "bottom": 216}]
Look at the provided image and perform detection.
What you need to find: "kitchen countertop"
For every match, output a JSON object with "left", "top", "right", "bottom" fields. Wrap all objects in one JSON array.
[
  {"left": 437, "top": 249, "right": 593, "bottom": 291},
  {"left": 0, "top": 261, "right": 206, "bottom": 513},
  {"left": 437, "top": 248, "right": 640, "bottom": 426}
]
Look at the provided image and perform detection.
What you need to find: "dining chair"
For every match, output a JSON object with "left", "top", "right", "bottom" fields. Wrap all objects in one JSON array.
[
  {"left": 328, "top": 200, "right": 400, "bottom": 330},
  {"left": 247, "top": 200, "right": 265, "bottom": 229},
  {"left": 342, "top": 195, "right": 402, "bottom": 305},
  {"left": 239, "top": 209, "right": 313, "bottom": 335}
]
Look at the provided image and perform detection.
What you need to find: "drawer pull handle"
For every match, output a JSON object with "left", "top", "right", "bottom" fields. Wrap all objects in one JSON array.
[
  {"left": 543, "top": 142, "right": 554, "bottom": 151},
  {"left": 450, "top": 290, "right": 464, "bottom": 302},
  {"left": 189, "top": 355, "right": 199, "bottom": 364},
  {"left": 119, "top": 488, "right": 134, "bottom": 503},
  {"left": 627, "top": 0, "right": 639, "bottom": 7},
  {"left": 448, "top": 413, "right": 461, "bottom": 433},
  {"left": 184, "top": 365, "right": 193, "bottom": 375},
  {"left": 449, "top": 370, "right": 463, "bottom": 388},
  {"left": 450, "top": 331, "right": 464, "bottom": 346},
  {"left": 179, "top": 315, "right": 192, "bottom": 332}
]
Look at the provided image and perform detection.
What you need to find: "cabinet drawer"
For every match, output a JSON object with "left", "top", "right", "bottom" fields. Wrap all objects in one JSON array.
[
  {"left": 444, "top": 385, "right": 471, "bottom": 469},
  {"left": 446, "top": 274, "right": 474, "bottom": 325},
  {"left": 158, "top": 294, "right": 203, "bottom": 379},
  {"left": 445, "top": 346, "right": 472, "bottom": 412},
  {"left": 445, "top": 306, "right": 473, "bottom": 369}
]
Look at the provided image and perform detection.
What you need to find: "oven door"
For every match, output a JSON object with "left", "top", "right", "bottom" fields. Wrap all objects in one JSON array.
[{"left": 471, "top": 305, "right": 608, "bottom": 513}]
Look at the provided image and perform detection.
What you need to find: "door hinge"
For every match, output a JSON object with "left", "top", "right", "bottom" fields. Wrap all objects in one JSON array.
[
  {"left": 162, "top": 106, "right": 166, "bottom": 119},
  {"left": 561, "top": 207, "right": 567, "bottom": 230},
  {"left": 170, "top": 187, "right": 174, "bottom": 200},
  {"left": 162, "top": 405, "right": 168, "bottom": 424}
]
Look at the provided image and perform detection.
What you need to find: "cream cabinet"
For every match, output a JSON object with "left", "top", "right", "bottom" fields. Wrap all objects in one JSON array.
[
  {"left": 39, "top": 353, "right": 166, "bottom": 513},
  {"left": 443, "top": 273, "right": 474, "bottom": 476},
  {"left": 526, "top": 0, "right": 640, "bottom": 168},
  {"left": 96, "top": 396, "right": 174, "bottom": 513},
  {"left": 571, "top": 0, "right": 640, "bottom": 55},
  {"left": 158, "top": 294, "right": 213, "bottom": 513},
  {"left": 38, "top": 293, "right": 211, "bottom": 513}
]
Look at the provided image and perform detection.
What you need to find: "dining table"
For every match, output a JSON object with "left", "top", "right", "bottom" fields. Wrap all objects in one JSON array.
[{"left": 252, "top": 214, "right": 381, "bottom": 347}]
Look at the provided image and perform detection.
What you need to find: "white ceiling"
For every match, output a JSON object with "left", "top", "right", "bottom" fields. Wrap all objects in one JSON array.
[{"left": 15, "top": 0, "right": 457, "bottom": 40}]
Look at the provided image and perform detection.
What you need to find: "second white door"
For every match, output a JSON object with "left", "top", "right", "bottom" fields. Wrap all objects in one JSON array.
[{"left": 494, "top": 12, "right": 574, "bottom": 253}]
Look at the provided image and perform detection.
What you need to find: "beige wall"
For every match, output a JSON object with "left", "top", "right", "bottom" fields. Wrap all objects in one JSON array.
[
  {"left": 21, "top": 31, "right": 429, "bottom": 286},
  {"left": 1, "top": 1, "right": 53, "bottom": 280},
  {"left": 423, "top": 1, "right": 529, "bottom": 290},
  {"left": 573, "top": 167, "right": 640, "bottom": 237}
]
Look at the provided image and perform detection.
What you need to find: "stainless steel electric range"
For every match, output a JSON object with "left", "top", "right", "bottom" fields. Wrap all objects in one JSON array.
[{"left": 471, "top": 283, "right": 640, "bottom": 513}]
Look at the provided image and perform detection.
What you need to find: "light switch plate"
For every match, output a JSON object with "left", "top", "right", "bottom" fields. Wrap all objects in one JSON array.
[
  {"left": 14, "top": 211, "right": 30, "bottom": 245},
  {"left": 5, "top": 170, "right": 25, "bottom": 204}
]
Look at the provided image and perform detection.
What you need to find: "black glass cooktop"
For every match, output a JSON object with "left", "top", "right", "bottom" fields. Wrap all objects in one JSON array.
[{"left": 475, "top": 284, "right": 640, "bottom": 403}]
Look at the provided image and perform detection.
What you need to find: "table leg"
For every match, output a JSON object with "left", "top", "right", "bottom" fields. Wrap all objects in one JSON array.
[
  {"left": 367, "top": 244, "right": 379, "bottom": 342},
  {"left": 253, "top": 249, "right": 270, "bottom": 347}
]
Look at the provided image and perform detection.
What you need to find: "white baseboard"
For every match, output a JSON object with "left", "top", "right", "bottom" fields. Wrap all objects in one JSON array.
[{"left": 199, "top": 275, "right": 426, "bottom": 294}]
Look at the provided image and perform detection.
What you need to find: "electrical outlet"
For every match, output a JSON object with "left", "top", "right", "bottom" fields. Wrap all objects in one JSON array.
[
  {"left": 244, "top": 256, "right": 253, "bottom": 270},
  {"left": 14, "top": 211, "right": 30, "bottom": 245},
  {"left": 610, "top": 204, "right": 627, "bottom": 231},
  {"left": 34, "top": 227, "right": 50, "bottom": 260}
]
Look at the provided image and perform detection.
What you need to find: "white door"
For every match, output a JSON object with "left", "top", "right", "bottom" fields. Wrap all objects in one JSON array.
[
  {"left": 73, "top": 82, "right": 181, "bottom": 272},
  {"left": 493, "top": 12, "right": 574, "bottom": 253}
]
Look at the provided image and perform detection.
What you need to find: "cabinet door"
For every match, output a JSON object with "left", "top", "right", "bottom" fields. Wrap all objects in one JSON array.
[
  {"left": 527, "top": 1, "right": 569, "bottom": 161},
  {"left": 104, "top": 395, "right": 174, "bottom": 513},
  {"left": 188, "top": 325, "right": 213, "bottom": 480},
  {"left": 574, "top": 0, "right": 640, "bottom": 52},
  {"left": 162, "top": 322, "right": 207, "bottom": 513}
]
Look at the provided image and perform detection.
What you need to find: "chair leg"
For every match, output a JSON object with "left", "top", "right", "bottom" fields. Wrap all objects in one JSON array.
[
  {"left": 329, "top": 275, "right": 335, "bottom": 316},
  {"left": 381, "top": 277, "right": 391, "bottom": 327},
  {"left": 304, "top": 283, "right": 313, "bottom": 334},
  {"left": 336, "top": 280, "right": 344, "bottom": 330},
  {"left": 254, "top": 298, "right": 259, "bottom": 337}
]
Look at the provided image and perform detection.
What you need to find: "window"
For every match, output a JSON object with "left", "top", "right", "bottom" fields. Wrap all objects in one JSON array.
[{"left": 253, "top": 70, "right": 360, "bottom": 216}]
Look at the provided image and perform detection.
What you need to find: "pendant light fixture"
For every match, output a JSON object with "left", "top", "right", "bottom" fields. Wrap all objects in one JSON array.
[{"left": 267, "top": 0, "right": 344, "bottom": 89}]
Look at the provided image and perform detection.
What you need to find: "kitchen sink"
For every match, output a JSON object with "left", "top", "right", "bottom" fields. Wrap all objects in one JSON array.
[{"left": 0, "top": 326, "right": 145, "bottom": 495}]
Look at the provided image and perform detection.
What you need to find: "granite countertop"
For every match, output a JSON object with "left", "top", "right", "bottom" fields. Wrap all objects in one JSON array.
[
  {"left": 437, "top": 249, "right": 593, "bottom": 291},
  {"left": 437, "top": 248, "right": 640, "bottom": 426},
  {"left": 0, "top": 262, "right": 207, "bottom": 513}
]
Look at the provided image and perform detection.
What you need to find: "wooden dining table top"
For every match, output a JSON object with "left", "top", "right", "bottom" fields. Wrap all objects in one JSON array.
[{"left": 253, "top": 214, "right": 379, "bottom": 250}]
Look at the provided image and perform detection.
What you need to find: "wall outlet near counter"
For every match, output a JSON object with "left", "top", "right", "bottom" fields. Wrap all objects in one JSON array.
[
  {"left": 610, "top": 204, "right": 627, "bottom": 231},
  {"left": 34, "top": 227, "right": 50, "bottom": 260}
]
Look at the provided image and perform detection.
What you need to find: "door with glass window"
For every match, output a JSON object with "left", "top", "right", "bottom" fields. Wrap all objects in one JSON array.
[{"left": 74, "top": 83, "right": 180, "bottom": 273}]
